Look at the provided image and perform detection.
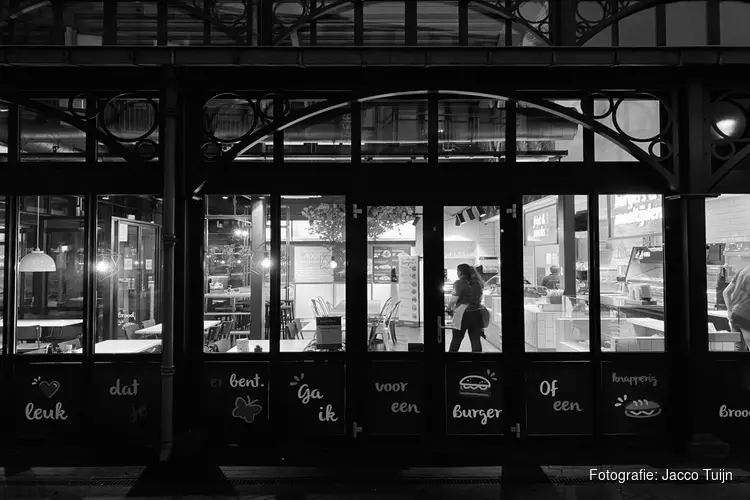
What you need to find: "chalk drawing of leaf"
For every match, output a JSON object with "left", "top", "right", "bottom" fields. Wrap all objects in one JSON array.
[
  {"left": 614, "top": 395, "right": 628, "bottom": 407},
  {"left": 290, "top": 373, "right": 305, "bottom": 387},
  {"left": 32, "top": 376, "right": 41, "bottom": 386}
]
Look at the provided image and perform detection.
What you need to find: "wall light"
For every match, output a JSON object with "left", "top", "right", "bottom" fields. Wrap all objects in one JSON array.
[
  {"left": 330, "top": 257, "right": 338, "bottom": 269},
  {"left": 261, "top": 257, "right": 271, "bottom": 269}
]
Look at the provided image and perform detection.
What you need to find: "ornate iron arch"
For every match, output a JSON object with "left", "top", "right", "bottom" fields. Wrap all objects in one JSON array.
[
  {"left": 207, "top": 89, "right": 677, "bottom": 191},
  {"left": 0, "top": 94, "right": 144, "bottom": 166},
  {"left": 576, "top": 0, "right": 726, "bottom": 46},
  {"left": 272, "top": 0, "right": 550, "bottom": 46}
]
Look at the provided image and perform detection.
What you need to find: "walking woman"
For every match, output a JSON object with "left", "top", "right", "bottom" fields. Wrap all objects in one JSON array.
[{"left": 447, "top": 263, "right": 485, "bottom": 352}]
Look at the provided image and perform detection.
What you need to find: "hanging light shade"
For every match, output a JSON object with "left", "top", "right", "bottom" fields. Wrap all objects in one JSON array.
[
  {"left": 477, "top": 206, "right": 486, "bottom": 217},
  {"left": 456, "top": 212, "right": 466, "bottom": 225},
  {"left": 466, "top": 208, "right": 476, "bottom": 220},
  {"left": 19, "top": 196, "right": 56, "bottom": 273},
  {"left": 19, "top": 249, "right": 56, "bottom": 272}
]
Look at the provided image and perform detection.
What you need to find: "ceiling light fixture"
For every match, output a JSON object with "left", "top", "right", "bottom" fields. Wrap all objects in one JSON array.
[
  {"left": 477, "top": 206, "right": 486, "bottom": 217},
  {"left": 412, "top": 216, "right": 420, "bottom": 226},
  {"left": 466, "top": 208, "right": 476, "bottom": 220},
  {"left": 456, "top": 212, "right": 466, "bottom": 225},
  {"left": 19, "top": 196, "right": 56, "bottom": 273}
]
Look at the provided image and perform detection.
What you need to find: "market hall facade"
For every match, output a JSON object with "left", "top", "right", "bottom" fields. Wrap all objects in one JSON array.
[{"left": 1, "top": 0, "right": 750, "bottom": 463}]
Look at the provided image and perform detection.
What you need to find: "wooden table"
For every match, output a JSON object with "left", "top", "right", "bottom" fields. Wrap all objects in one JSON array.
[
  {"left": 78, "top": 339, "right": 162, "bottom": 354},
  {"left": 135, "top": 320, "right": 220, "bottom": 336}
]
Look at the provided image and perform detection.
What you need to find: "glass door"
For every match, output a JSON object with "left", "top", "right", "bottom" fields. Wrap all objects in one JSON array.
[{"left": 110, "top": 218, "right": 161, "bottom": 336}]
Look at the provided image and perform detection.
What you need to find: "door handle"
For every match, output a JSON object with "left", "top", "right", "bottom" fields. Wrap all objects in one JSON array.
[{"left": 437, "top": 316, "right": 452, "bottom": 343}]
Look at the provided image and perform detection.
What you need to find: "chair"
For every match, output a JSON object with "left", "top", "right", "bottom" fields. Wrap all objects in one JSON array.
[
  {"left": 16, "top": 325, "right": 41, "bottom": 348},
  {"left": 45, "top": 324, "right": 82, "bottom": 342},
  {"left": 142, "top": 319, "right": 156, "bottom": 329},
  {"left": 385, "top": 301, "right": 402, "bottom": 345},
  {"left": 310, "top": 299, "right": 322, "bottom": 318},
  {"left": 317, "top": 297, "right": 332, "bottom": 315},
  {"left": 122, "top": 323, "right": 139, "bottom": 340},
  {"left": 294, "top": 318, "right": 305, "bottom": 339}
]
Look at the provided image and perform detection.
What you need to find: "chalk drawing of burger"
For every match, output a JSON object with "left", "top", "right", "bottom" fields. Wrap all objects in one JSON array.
[
  {"left": 615, "top": 395, "right": 662, "bottom": 419},
  {"left": 459, "top": 375, "right": 492, "bottom": 398}
]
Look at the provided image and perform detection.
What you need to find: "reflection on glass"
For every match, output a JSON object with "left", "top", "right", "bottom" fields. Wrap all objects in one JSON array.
[
  {"left": 363, "top": 2, "right": 405, "bottom": 45},
  {"left": 95, "top": 196, "right": 163, "bottom": 354},
  {"left": 20, "top": 100, "right": 87, "bottom": 161},
  {"left": 361, "top": 99, "right": 428, "bottom": 162},
  {"left": 706, "top": 194, "right": 750, "bottom": 352},
  {"left": 522, "top": 195, "right": 589, "bottom": 352},
  {"left": 417, "top": 1, "right": 459, "bottom": 46},
  {"left": 203, "top": 95, "right": 271, "bottom": 163},
  {"left": 595, "top": 99, "right": 661, "bottom": 162},
  {"left": 100, "top": 96, "right": 160, "bottom": 163},
  {"left": 517, "top": 101, "right": 582, "bottom": 162},
  {"left": 15, "top": 195, "right": 84, "bottom": 355},
  {"left": 367, "top": 206, "right": 424, "bottom": 352},
  {"left": 599, "top": 194, "right": 665, "bottom": 353},
  {"left": 284, "top": 100, "right": 351, "bottom": 162},
  {"left": 204, "top": 195, "right": 270, "bottom": 354},
  {"left": 444, "top": 205, "right": 501, "bottom": 353},
  {"left": 721, "top": 1, "right": 750, "bottom": 46},
  {"left": 281, "top": 195, "right": 346, "bottom": 352},
  {"left": 666, "top": 1, "right": 706, "bottom": 46},
  {"left": 438, "top": 99, "right": 507, "bottom": 163},
  {"left": 468, "top": 5, "right": 508, "bottom": 46}
]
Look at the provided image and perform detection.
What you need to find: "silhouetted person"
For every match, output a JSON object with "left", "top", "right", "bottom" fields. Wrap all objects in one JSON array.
[
  {"left": 541, "top": 265, "right": 561, "bottom": 290},
  {"left": 724, "top": 266, "right": 750, "bottom": 350},
  {"left": 447, "top": 264, "right": 485, "bottom": 353}
]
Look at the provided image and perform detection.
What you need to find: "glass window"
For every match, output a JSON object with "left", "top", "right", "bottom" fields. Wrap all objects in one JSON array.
[
  {"left": 203, "top": 95, "right": 270, "bottom": 163},
  {"left": 363, "top": 1, "right": 405, "bottom": 45},
  {"left": 721, "top": 1, "right": 750, "bottom": 46},
  {"left": 517, "top": 101, "right": 582, "bottom": 162},
  {"left": 706, "top": 194, "right": 750, "bottom": 352},
  {"left": 284, "top": 100, "right": 352, "bottom": 163},
  {"left": 367, "top": 206, "right": 423, "bottom": 352},
  {"left": 618, "top": 7, "right": 656, "bottom": 46},
  {"left": 594, "top": 98, "right": 662, "bottom": 162},
  {"left": 15, "top": 195, "right": 85, "bottom": 355},
  {"left": 444, "top": 205, "right": 501, "bottom": 353},
  {"left": 438, "top": 99, "right": 507, "bottom": 163},
  {"left": 418, "top": 1, "right": 459, "bottom": 46},
  {"left": 281, "top": 195, "right": 346, "bottom": 352},
  {"left": 361, "top": 98, "right": 428, "bottom": 163},
  {"left": 99, "top": 95, "right": 160, "bottom": 163},
  {"left": 599, "top": 194, "right": 665, "bottom": 353},
  {"left": 523, "top": 195, "right": 590, "bottom": 352},
  {"left": 94, "top": 196, "right": 163, "bottom": 354},
  {"left": 666, "top": 1, "right": 706, "bottom": 46},
  {"left": 204, "top": 195, "right": 271, "bottom": 354},
  {"left": 468, "top": 5, "right": 508, "bottom": 47},
  {"left": 20, "top": 99, "right": 88, "bottom": 162}
]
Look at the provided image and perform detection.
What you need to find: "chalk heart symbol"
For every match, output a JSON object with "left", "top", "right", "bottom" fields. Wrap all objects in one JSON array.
[{"left": 38, "top": 381, "right": 60, "bottom": 399}]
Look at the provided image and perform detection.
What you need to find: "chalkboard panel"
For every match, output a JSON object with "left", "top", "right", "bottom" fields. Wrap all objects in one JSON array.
[
  {"left": 202, "top": 362, "right": 271, "bottom": 444},
  {"left": 601, "top": 361, "right": 668, "bottom": 434},
  {"left": 14, "top": 363, "right": 84, "bottom": 440},
  {"left": 705, "top": 361, "right": 750, "bottom": 441},
  {"left": 282, "top": 360, "right": 346, "bottom": 435},
  {"left": 446, "top": 361, "right": 503, "bottom": 435},
  {"left": 92, "top": 363, "right": 160, "bottom": 444},
  {"left": 525, "top": 362, "right": 593, "bottom": 435},
  {"left": 367, "top": 361, "right": 425, "bottom": 435}
]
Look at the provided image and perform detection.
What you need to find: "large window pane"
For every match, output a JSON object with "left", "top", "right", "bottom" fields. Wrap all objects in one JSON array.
[
  {"left": 205, "top": 195, "right": 271, "bottom": 354},
  {"left": 438, "top": 99, "right": 507, "bottom": 163},
  {"left": 284, "top": 100, "right": 351, "bottom": 163},
  {"left": 599, "top": 195, "right": 665, "bottom": 353},
  {"left": 444, "top": 205, "right": 501, "bottom": 353},
  {"left": 367, "top": 206, "right": 424, "bottom": 352},
  {"left": 418, "top": 1, "right": 459, "bottom": 46},
  {"left": 15, "top": 196, "right": 85, "bottom": 355},
  {"left": 281, "top": 195, "right": 346, "bottom": 352},
  {"left": 363, "top": 1, "right": 405, "bottom": 45},
  {"left": 21, "top": 99, "right": 88, "bottom": 162},
  {"left": 517, "top": 101, "right": 582, "bottom": 162},
  {"left": 361, "top": 99, "right": 428, "bottom": 163},
  {"left": 721, "top": 1, "right": 750, "bottom": 46},
  {"left": 666, "top": 1, "right": 706, "bottom": 46},
  {"left": 94, "top": 196, "right": 163, "bottom": 354},
  {"left": 706, "top": 194, "right": 750, "bottom": 352},
  {"left": 595, "top": 98, "right": 662, "bottom": 162},
  {"left": 523, "top": 195, "right": 590, "bottom": 352}
]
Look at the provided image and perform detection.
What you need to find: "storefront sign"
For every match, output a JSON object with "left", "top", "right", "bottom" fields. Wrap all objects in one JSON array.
[
  {"left": 202, "top": 362, "right": 270, "bottom": 444},
  {"left": 294, "top": 246, "right": 334, "bottom": 284},
  {"left": 610, "top": 194, "right": 662, "bottom": 238},
  {"left": 524, "top": 205, "right": 558, "bottom": 246},
  {"left": 367, "top": 361, "right": 424, "bottom": 434},
  {"left": 15, "top": 364, "right": 83, "bottom": 439},
  {"left": 706, "top": 361, "right": 750, "bottom": 441},
  {"left": 397, "top": 255, "right": 420, "bottom": 325},
  {"left": 93, "top": 363, "right": 160, "bottom": 443},
  {"left": 446, "top": 362, "right": 503, "bottom": 435},
  {"left": 282, "top": 361, "right": 346, "bottom": 435},
  {"left": 525, "top": 362, "right": 593, "bottom": 435},
  {"left": 601, "top": 361, "right": 668, "bottom": 434}
]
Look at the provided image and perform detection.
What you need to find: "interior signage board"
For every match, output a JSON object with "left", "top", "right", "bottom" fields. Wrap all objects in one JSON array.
[
  {"left": 92, "top": 362, "right": 160, "bottom": 443},
  {"left": 524, "top": 204, "right": 558, "bottom": 246},
  {"left": 610, "top": 194, "right": 662, "bottom": 238},
  {"left": 282, "top": 360, "right": 346, "bottom": 436},
  {"left": 202, "top": 362, "right": 271, "bottom": 444},
  {"left": 601, "top": 361, "right": 668, "bottom": 434},
  {"left": 14, "top": 364, "right": 83, "bottom": 440},
  {"left": 525, "top": 361, "right": 593, "bottom": 435},
  {"left": 367, "top": 361, "right": 425, "bottom": 435},
  {"left": 706, "top": 361, "right": 750, "bottom": 441},
  {"left": 445, "top": 361, "right": 503, "bottom": 435}
]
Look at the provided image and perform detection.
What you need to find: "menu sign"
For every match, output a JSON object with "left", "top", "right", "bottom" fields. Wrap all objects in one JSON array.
[
  {"left": 367, "top": 361, "right": 425, "bottom": 434},
  {"left": 525, "top": 362, "right": 593, "bottom": 435},
  {"left": 610, "top": 194, "right": 662, "bottom": 238},
  {"left": 601, "top": 361, "right": 667, "bottom": 434},
  {"left": 524, "top": 204, "right": 558, "bottom": 246},
  {"left": 446, "top": 362, "right": 503, "bottom": 435},
  {"left": 93, "top": 363, "right": 160, "bottom": 443},
  {"left": 372, "top": 246, "right": 410, "bottom": 283},
  {"left": 282, "top": 360, "right": 346, "bottom": 435},
  {"left": 15, "top": 364, "right": 83, "bottom": 439},
  {"left": 202, "top": 362, "right": 270, "bottom": 444},
  {"left": 294, "top": 246, "right": 334, "bottom": 283},
  {"left": 397, "top": 255, "right": 420, "bottom": 326},
  {"left": 707, "top": 361, "right": 750, "bottom": 440}
]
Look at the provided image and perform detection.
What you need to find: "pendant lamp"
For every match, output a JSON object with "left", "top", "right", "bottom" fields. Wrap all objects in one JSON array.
[{"left": 19, "top": 196, "right": 56, "bottom": 273}]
